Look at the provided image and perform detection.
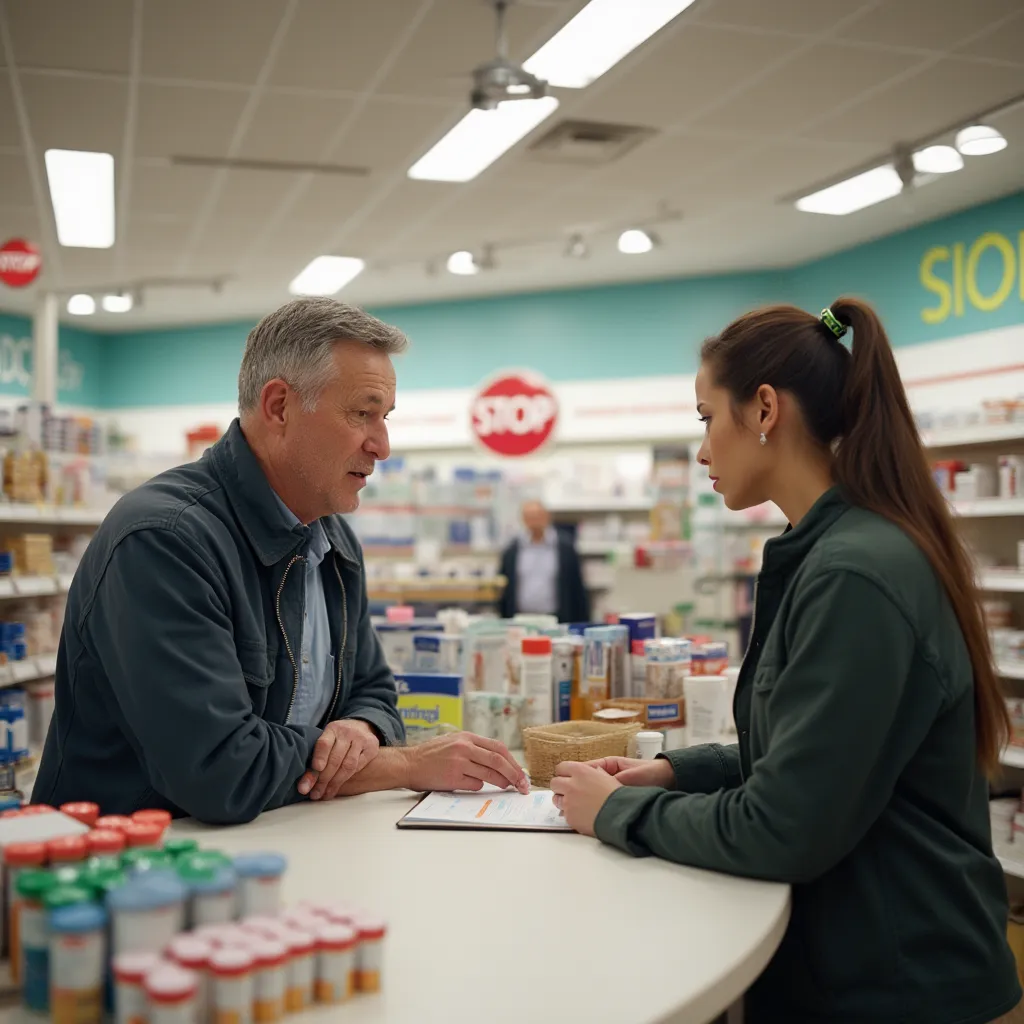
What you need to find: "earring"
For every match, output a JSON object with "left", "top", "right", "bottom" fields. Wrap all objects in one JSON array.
[{"left": 759, "top": 432, "right": 767, "bottom": 446}]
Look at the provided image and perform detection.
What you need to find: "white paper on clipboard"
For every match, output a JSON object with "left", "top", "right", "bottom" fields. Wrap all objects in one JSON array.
[{"left": 398, "top": 788, "right": 573, "bottom": 832}]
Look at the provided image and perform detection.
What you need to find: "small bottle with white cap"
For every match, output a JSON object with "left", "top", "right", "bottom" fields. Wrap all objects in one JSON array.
[{"left": 635, "top": 731, "right": 665, "bottom": 760}]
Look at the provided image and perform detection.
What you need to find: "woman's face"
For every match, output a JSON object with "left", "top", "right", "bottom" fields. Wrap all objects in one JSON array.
[{"left": 694, "top": 363, "right": 770, "bottom": 510}]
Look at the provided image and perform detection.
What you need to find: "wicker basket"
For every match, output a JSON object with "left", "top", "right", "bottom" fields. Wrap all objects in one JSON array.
[{"left": 523, "top": 721, "right": 643, "bottom": 788}]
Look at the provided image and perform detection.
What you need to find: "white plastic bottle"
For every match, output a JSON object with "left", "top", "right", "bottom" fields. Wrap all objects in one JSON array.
[
  {"left": 520, "top": 636, "right": 553, "bottom": 729},
  {"left": 145, "top": 964, "right": 198, "bottom": 1024}
]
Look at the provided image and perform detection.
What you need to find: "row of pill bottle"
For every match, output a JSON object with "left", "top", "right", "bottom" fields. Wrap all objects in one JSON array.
[
  {"left": 210, "top": 945, "right": 255, "bottom": 1024},
  {"left": 145, "top": 963, "right": 198, "bottom": 1024},
  {"left": 353, "top": 917, "right": 387, "bottom": 993},
  {"left": 250, "top": 937, "right": 288, "bottom": 1021},
  {"left": 50, "top": 902, "right": 107, "bottom": 1024},
  {"left": 112, "top": 951, "right": 162, "bottom": 1024},
  {"left": 315, "top": 924, "right": 357, "bottom": 1003},
  {"left": 168, "top": 933, "right": 214, "bottom": 1022},
  {"left": 281, "top": 929, "right": 315, "bottom": 1012}
]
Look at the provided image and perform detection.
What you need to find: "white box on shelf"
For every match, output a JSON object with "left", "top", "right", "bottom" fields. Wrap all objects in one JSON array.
[{"left": 34, "top": 653, "right": 57, "bottom": 677}]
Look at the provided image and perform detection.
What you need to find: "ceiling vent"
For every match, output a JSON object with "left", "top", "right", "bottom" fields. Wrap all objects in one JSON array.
[{"left": 528, "top": 120, "right": 657, "bottom": 165}]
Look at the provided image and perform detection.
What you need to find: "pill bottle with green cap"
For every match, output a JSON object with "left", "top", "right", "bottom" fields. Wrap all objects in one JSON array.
[
  {"left": 122, "top": 848, "right": 174, "bottom": 874},
  {"left": 106, "top": 876, "right": 186, "bottom": 955},
  {"left": 4, "top": 839, "right": 46, "bottom": 982},
  {"left": 17, "top": 868, "right": 58, "bottom": 1011},
  {"left": 232, "top": 853, "right": 286, "bottom": 918},
  {"left": 179, "top": 862, "right": 237, "bottom": 928},
  {"left": 163, "top": 837, "right": 198, "bottom": 860},
  {"left": 112, "top": 950, "right": 161, "bottom": 1024},
  {"left": 49, "top": 902, "right": 106, "bottom": 1024}
]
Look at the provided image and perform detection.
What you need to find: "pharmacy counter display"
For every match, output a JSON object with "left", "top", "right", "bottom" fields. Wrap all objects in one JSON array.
[{"left": 172, "top": 789, "right": 791, "bottom": 1024}]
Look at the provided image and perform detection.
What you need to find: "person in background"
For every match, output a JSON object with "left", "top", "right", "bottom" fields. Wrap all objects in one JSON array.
[
  {"left": 498, "top": 500, "right": 590, "bottom": 623},
  {"left": 551, "top": 298, "right": 1020, "bottom": 1023},
  {"left": 34, "top": 298, "right": 528, "bottom": 823}
]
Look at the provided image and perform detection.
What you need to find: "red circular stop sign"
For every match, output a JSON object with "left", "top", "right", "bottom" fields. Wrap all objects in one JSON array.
[
  {"left": 0, "top": 239, "right": 42, "bottom": 288},
  {"left": 471, "top": 372, "right": 559, "bottom": 457}
]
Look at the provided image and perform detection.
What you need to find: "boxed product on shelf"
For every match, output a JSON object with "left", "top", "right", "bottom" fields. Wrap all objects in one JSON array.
[
  {"left": 594, "top": 696, "right": 685, "bottom": 730},
  {"left": 1007, "top": 699, "right": 1024, "bottom": 749},
  {"left": 2, "top": 450, "right": 47, "bottom": 505},
  {"left": 395, "top": 672, "right": 463, "bottom": 744},
  {"left": 4, "top": 534, "right": 54, "bottom": 577}
]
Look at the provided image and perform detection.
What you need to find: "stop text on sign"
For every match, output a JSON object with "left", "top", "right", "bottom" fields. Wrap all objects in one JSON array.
[
  {"left": 471, "top": 372, "right": 558, "bottom": 457},
  {"left": 0, "top": 239, "right": 42, "bottom": 288}
]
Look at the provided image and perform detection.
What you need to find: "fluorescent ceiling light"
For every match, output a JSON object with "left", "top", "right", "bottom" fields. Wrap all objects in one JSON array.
[
  {"left": 408, "top": 97, "right": 559, "bottom": 183},
  {"left": 447, "top": 251, "right": 479, "bottom": 275},
  {"left": 67, "top": 294, "right": 95, "bottom": 316},
  {"left": 101, "top": 293, "right": 133, "bottom": 313},
  {"left": 912, "top": 145, "right": 963, "bottom": 174},
  {"left": 956, "top": 124, "right": 1007, "bottom": 156},
  {"left": 44, "top": 149, "right": 115, "bottom": 248},
  {"left": 524, "top": 0, "right": 697, "bottom": 89},
  {"left": 289, "top": 256, "right": 365, "bottom": 296},
  {"left": 795, "top": 164, "right": 903, "bottom": 216},
  {"left": 618, "top": 229, "right": 655, "bottom": 254}
]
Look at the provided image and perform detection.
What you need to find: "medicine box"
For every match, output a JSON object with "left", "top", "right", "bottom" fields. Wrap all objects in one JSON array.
[{"left": 395, "top": 673, "right": 463, "bottom": 743}]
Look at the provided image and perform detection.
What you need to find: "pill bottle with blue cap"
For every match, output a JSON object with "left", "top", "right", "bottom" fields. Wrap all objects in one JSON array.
[
  {"left": 49, "top": 901, "right": 106, "bottom": 1024},
  {"left": 16, "top": 868, "right": 57, "bottom": 1011},
  {"left": 179, "top": 861, "right": 237, "bottom": 928},
  {"left": 232, "top": 853, "right": 286, "bottom": 918},
  {"left": 106, "top": 875, "right": 186, "bottom": 955}
]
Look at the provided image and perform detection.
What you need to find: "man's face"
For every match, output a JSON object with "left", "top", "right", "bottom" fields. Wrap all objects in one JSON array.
[
  {"left": 522, "top": 502, "right": 550, "bottom": 537},
  {"left": 283, "top": 340, "right": 395, "bottom": 517}
]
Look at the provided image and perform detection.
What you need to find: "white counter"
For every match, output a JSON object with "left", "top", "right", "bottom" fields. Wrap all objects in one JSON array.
[{"left": 173, "top": 790, "right": 790, "bottom": 1024}]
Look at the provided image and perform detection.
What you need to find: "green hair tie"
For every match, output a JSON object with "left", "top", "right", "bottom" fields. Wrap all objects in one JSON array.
[{"left": 820, "top": 307, "right": 847, "bottom": 339}]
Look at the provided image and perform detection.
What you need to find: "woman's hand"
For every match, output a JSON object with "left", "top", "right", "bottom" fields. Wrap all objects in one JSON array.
[
  {"left": 587, "top": 756, "right": 675, "bottom": 789},
  {"left": 550, "top": 762, "right": 622, "bottom": 837}
]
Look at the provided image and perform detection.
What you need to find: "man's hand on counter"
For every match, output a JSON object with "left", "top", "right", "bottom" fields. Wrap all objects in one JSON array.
[
  {"left": 298, "top": 719, "right": 381, "bottom": 801},
  {"left": 319, "top": 732, "right": 530, "bottom": 799}
]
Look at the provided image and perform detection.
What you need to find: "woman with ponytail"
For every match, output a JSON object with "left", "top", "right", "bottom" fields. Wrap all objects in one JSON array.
[{"left": 551, "top": 298, "right": 1020, "bottom": 1023}]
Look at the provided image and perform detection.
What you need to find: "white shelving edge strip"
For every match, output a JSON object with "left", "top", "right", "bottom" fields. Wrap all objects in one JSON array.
[
  {"left": 1001, "top": 747, "right": 1024, "bottom": 769},
  {"left": 997, "top": 851, "right": 1024, "bottom": 881},
  {"left": 0, "top": 505, "right": 106, "bottom": 525},
  {"left": 953, "top": 498, "right": 1024, "bottom": 517},
  {"left": 978, "top": 572, "right": 1024, "bottom": 593},
  {"left": 0, "top": 575, "right": 73, "bottom": 600},
  {"left": 922, "top": 423, "right": 1024, "bottom": 448},
  {"left": 1000, "top": 661, "right": 1024, "bottom": 681},
  {"left": 0, "top": 653, "right": 58, "bottom": 689}
]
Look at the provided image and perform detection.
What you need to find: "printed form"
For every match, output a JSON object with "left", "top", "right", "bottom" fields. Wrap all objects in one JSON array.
[{"left": 398, "top": 789, "right": 573, "bottom": 831}]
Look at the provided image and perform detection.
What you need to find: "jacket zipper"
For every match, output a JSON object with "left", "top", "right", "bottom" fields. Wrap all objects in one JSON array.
[
  {"left": 276, "top": 554, "right": 304, "bottom": 723},
  {"left": 322, "top": 553, "right": 348, "bottom": 724}
]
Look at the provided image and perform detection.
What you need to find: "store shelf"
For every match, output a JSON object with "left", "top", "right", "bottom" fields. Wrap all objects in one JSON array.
[
  {"left": 999, "top": 661, "right": 1024, "bottom": 681},
  {"left": 1001, "top": 747, "right": 1024, "bottom": 769},
  {"left": 978, "top": 571, "right": 1024, "bottom": 593},
  {"left": 953, "top": 498, "right": 1024, "bottom": 517},
  {"left": 0, "top": 504, "right": 106, "bottom": 526},
  {"left": 548, "top": 497, "right": 653, "bottom": 514},
  {"left": 0, "top": 652, "right": 58, "bottom": 689},
  {"left": 0, "top": 574, "right": 74, "bottom": 599},
  {"left": 995, "top": 838, "right": 1024, "bottom": 879},
  {"left": 367, "top": 578, "right": 506, "bottom": 604},
  {"left": 922, "top": 423, "right": 1024, "bottom": 449}
]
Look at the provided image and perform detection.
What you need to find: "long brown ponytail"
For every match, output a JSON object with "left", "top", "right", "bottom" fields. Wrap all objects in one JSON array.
[{"left": 702, "top": 296, "right": 1009, "bottom": 776}]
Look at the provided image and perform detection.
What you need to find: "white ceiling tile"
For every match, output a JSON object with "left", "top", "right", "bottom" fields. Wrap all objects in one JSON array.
[
  {"left": 825, "top": 58, "right": 1024, "bottom": 145},
  {"left": 327, "top": 99, "right": 456, "bottom": 173},
  {"left": 141, "top": 0, "right": 290, "bottom": 84},
  {"left": 130, "top": 163, "right": 219, "bottom": 217},
  {"left": 843, "top": 0, "right": 1024, "bottom": 51},
  {"left": 237, "top": 93, "right": 357, "bottom": 164},
  {"left": 20, "top": 74, "right": 128, "bottom": 152},
  {"left": 691, "top": 45, "right": 922, "bottom": 135},
  {"left": 208, "top": 169, "right": 299, "bottom": 223},
  {"left": 286, "top": 174, "right": 380, "bottom": 227},
  {"left": 59, "top": 247, "right": 120, "bottom": 287},
  {"left": 134, "top": 84, "right": 248, "bottom": 158},
  {"left": 696, "top": 0, "right": 868, "bottom": 35},
  {"left": 570, "top": 25, "right": 805, "bottom": 130},
  {"left": 0, "top": 206, "right": 43, "bottom": 241},
  {"left": 121, "top": 217, "right": 192, "bottom": 276},
  {"left": 0, "top": 153, "right": 35, "bottom": 208},
  {"left": 6, "top": 0, "right": 135, "bottom": 75},
  {"left": 0, "top": 81, "right": 22, "bottom": 148},
  {"left": 269, "top": 0, "right": 425, "bottom": 92},
  {"left": 955, "top": 11, "right": 1024, "bottom": 65}
]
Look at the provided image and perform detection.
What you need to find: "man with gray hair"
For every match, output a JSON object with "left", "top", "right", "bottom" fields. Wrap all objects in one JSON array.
[{"left": 35, "top": 297, "right": 528, "bottom": 823}]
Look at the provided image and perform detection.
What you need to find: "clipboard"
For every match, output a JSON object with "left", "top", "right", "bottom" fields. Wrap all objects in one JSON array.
[{"left": 396, "top": 788, "right": 573, "bottom": 833}]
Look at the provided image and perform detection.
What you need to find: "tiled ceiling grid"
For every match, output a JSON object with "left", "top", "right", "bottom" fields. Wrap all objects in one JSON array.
[{"left": 0, "top": 0, "right": 1022, "bottom": 327}]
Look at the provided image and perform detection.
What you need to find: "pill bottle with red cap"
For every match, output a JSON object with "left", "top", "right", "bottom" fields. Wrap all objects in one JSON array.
[
  {"left": 145, "top": 963, "right": 198, "bottom": 1024},
  {"left": 112, "top": 951, "right": 161, "bottom": 1024},
  {"left": 121, "top": 821, "right": 165, "bottom": 850},
  {"left": 314, "top": 924, "right": 357, "bottom": 1003},
  {"left": 47, "top": 835, "right": 89, "bottom": 866},
  {"left": 94, "top": 815, "right": 133, "bottom": 833},
  {"left": 281, "top": 928, "right": 315, "bottom": 1012},
  {"left": 210, "top": 946, "right": 255, "bottom": 1024},
  {"left": 167, "top": 934, "right": 213, "bottom": 1022},
  {"left": 249, "top": 937, "right": 287, "bottom": 1022},
  {"left": 131, "top": 809, "right": 172, "bottom": 830},
  {"left": 86, "top": 829, "right": 126, "bottom": 858},
  {"left": 3, "top": 840, "right": 46, "bottom": 981},
  {"left": 353, "top": 916, "right": 387, "bottom": 993},
  {"left": 21, "top": 804, "right": 55, "bottom": 815},
  {"left": 59, "top": 801, "right": 99, "bottom": 828}
]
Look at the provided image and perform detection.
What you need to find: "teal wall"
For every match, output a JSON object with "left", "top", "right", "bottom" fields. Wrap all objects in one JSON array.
[
  {"left": 3, "top": 189, "right": 1022, "bottom": 409},
  {"left": 0, "top": 312, "right": 103, "bottom": 406}
]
